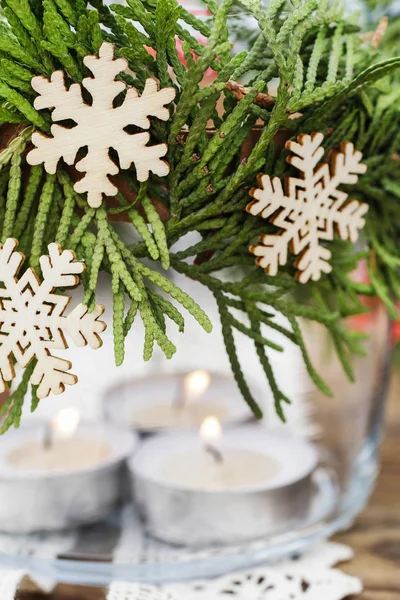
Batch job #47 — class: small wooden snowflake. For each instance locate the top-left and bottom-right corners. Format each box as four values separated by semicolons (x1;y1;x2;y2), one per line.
0;239;106;399
27;42;176;208
247;132;368;283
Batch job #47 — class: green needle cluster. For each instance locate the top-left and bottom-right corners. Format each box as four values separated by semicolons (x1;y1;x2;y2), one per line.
1;0;400;432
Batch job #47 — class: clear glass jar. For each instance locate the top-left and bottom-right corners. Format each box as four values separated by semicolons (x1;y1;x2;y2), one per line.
0;275;390;585
298;301;391;536
100;275;391;569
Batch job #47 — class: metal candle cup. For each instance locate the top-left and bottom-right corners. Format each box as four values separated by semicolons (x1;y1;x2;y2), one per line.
0;422;137;533
129;425;319;547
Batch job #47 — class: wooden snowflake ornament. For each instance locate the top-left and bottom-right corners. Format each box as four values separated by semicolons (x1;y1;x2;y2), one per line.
0;239;106;399
26;42;176;208
246;132;369;283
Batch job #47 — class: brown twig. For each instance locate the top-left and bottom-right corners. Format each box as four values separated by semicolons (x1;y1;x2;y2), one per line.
372;16;389;51
0;123;25;152
63;165;171;223
360;16;389;51
226;80;276;110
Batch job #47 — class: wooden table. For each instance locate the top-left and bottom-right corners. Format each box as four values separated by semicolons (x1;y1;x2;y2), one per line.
16;374;400;600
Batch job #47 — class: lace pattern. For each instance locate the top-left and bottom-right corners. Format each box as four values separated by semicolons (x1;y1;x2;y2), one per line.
107;542;362;600
0;569;25;600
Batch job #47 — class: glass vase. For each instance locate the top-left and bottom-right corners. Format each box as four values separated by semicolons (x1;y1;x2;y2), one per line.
102;270;391;563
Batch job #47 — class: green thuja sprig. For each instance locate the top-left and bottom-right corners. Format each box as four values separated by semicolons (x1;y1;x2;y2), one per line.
141;194;170;269
52;0;78;26
113;278;126;366
247;307;291;421
109;226;212;335
0;126;33;172
128;207;160;261
124;299;138;337
2;0;43;54
1;0;400;426
84;232;105;306
29;172;56;271
1;139;24;241
215;290;263;419
135;261;213;334
55;170;75;247
0;360;36;434
67;208;96;250
96;209;142;303
149;291;185;333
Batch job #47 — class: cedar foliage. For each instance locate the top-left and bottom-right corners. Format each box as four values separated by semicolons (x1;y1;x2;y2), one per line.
1;0;400;431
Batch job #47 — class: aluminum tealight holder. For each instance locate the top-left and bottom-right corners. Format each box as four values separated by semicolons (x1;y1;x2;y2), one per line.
129;425;319;547
0;422;137;533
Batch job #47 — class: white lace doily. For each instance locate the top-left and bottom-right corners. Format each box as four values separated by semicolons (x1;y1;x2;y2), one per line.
0;530;77;598
107;542;362;600
0;542;362;600
0;569;25;600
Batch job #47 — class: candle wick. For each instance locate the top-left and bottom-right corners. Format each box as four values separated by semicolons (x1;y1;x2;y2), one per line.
173;395;186;411
173;380;187;411
204;443;223;464
43;424;53;450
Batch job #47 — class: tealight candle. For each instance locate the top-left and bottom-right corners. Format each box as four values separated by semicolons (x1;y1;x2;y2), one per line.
103;371;253;434
130;423;319;546
162;417;279;491
0;410;137;533
8;408;113;471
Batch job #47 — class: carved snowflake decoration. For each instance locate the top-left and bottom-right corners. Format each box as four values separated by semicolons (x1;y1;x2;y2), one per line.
0;239;106;399
247;132;368;283
26;42;176;208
